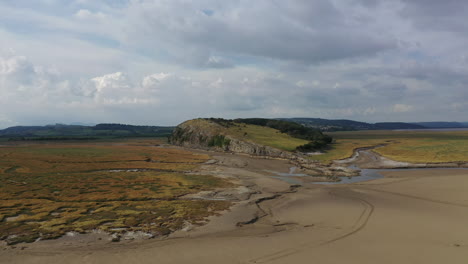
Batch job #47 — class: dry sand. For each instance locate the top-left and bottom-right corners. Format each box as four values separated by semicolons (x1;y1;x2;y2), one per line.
2;152;468;264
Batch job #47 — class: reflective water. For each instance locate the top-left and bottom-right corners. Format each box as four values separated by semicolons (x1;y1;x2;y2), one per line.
269;166;468;185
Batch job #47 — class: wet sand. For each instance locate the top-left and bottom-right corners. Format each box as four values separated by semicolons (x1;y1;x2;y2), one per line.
335;147;468;169
2;152;468;264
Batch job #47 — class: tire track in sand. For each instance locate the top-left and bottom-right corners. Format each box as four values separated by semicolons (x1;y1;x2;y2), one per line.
248;188;374;263
356;186;468;208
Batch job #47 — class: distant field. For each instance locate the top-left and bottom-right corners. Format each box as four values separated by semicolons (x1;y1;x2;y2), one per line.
227;124;309;151
0;139;231;245
313;130;468;163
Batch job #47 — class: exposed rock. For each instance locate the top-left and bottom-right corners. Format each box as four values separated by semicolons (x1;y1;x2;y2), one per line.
170;119;296;159
110;234;121;242
170;119;359;178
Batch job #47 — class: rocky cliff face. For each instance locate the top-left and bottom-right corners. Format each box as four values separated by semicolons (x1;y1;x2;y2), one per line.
225;138;295;159
170;119;358;178
170;119;295;159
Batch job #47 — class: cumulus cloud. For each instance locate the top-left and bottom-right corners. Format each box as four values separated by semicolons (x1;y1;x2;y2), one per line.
0;0;468;127
74;9;106;20
205;56;233;69
141;73;170;90
0;54;61;99
120;0;396;65
392;104;413;113
399;0;468;32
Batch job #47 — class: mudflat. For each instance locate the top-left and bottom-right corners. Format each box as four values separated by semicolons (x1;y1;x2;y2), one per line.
2;153;468;264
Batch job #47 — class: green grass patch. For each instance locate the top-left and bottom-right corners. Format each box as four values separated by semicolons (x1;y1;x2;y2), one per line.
227;124;309;151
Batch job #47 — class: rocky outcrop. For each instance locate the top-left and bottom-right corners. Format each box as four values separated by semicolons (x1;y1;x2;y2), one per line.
225;138;295;159
170;119;359;178
169;119;228;149
170;119;295;159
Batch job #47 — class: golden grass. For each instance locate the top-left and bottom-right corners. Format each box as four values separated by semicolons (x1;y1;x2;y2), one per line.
312;130;468;164
375;138;468;163
0;144;208;174
0;140;231;244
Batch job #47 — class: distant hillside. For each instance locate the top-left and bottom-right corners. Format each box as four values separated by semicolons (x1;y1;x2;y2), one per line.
373;122;424;130
0;123;174;140
170;118;332;156
411;122;468;128
279;118;451;131
280;118;373;131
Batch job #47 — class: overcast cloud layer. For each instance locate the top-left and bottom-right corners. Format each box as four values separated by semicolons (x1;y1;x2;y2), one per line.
1;0;467;128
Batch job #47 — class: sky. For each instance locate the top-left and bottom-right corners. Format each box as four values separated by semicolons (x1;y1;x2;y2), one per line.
1;0;467;128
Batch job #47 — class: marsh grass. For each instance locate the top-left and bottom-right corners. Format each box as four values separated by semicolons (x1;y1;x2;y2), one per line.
0;140;231;244
313;130;468;163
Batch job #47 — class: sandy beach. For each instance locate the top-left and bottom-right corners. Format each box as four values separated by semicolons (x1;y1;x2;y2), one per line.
2;152;468;264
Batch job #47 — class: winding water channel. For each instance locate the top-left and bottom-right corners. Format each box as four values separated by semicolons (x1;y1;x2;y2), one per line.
270;166;468;185
269;148;468;185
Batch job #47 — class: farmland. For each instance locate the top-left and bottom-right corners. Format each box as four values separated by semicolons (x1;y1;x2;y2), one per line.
313;130;468;163
0;139;231;245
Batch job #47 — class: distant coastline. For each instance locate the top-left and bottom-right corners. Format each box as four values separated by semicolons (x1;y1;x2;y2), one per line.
393;128;468;132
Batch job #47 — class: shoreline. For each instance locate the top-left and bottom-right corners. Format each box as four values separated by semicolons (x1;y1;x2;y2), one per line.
0;150;295;249
334;145;468;169
2;146;467;247
2;149;468;264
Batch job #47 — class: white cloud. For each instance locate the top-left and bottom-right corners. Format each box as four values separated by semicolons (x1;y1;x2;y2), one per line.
0;54;54;97
205;56;233;68
92;72;128;92
74;9;106;20
142;73;171;90
392;104;413;113
119;0;396;65
0;55;34;80
0;1;468;127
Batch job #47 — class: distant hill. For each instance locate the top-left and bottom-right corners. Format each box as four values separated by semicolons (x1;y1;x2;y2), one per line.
0;123;174;140
411;122;468;128
279;118;373;131
279;118;468;131
373;122;424;130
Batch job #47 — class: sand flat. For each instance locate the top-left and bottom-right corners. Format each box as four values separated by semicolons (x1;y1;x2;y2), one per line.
2;154;468;264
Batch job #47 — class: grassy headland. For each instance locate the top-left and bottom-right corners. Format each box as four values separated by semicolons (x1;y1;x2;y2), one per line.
171;118;331;153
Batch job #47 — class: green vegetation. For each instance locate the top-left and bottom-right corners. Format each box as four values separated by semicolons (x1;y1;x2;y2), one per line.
0;139;231;245
0;123;174;141
312;130;468;164
236;118;332;142
207;118;332;152
281;118;428;131
227;123;310;151
375;135;468;163
208;135;231;148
